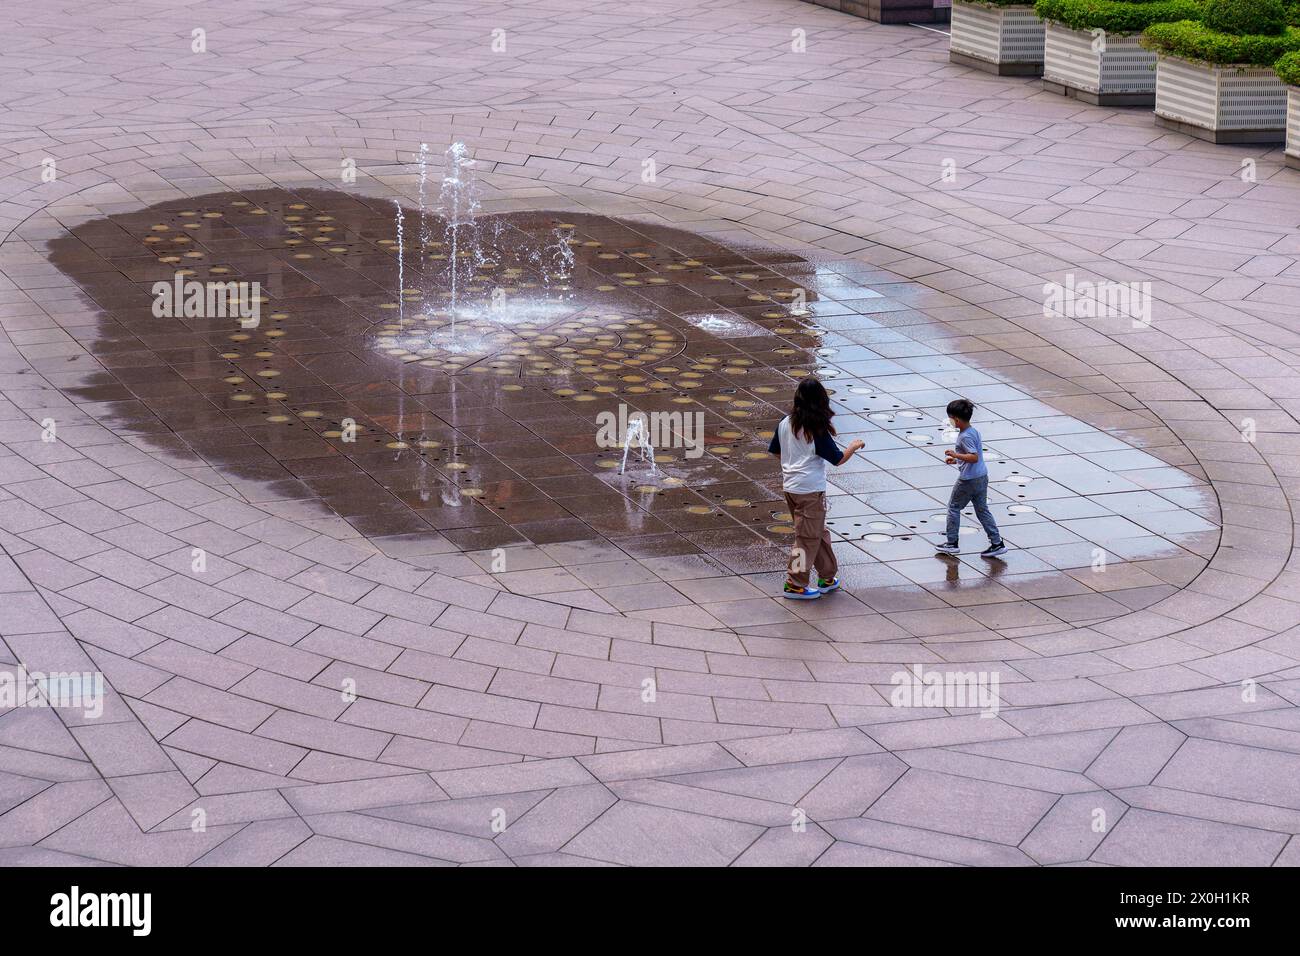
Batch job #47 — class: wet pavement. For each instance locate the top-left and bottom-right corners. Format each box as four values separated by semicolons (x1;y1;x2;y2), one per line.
44;188;1217;629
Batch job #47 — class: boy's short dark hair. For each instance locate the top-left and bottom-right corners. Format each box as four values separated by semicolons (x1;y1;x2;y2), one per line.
946;398;975;422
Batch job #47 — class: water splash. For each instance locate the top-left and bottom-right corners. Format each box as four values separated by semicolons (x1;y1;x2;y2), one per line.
480;214;507;270
551;224;576;286
388;141;587;358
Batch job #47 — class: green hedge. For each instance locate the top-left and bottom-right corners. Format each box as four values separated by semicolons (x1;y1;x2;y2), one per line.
1141;20;1300;64
958;0;1040;6
1277;49;1300;82
1203;0;1285;35
1035;0;1202;36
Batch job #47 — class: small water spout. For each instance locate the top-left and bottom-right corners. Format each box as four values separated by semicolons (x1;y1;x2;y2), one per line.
416;437;432;501
619;416;658;476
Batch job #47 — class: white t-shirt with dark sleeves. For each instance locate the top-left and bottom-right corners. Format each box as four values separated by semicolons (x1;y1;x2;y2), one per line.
768;416;844;494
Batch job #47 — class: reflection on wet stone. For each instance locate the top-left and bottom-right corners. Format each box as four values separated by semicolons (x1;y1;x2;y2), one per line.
46;186;1219;619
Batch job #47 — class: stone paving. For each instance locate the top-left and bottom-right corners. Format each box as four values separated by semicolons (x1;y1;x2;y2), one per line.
0;0;1299;867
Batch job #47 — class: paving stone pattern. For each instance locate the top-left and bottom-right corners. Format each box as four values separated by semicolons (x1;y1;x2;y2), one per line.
0;0;1297;866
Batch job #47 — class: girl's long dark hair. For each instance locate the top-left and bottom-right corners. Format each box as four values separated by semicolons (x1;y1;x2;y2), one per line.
789;376;835;441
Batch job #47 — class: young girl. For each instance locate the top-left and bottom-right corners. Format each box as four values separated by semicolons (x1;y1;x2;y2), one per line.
768;377;864;599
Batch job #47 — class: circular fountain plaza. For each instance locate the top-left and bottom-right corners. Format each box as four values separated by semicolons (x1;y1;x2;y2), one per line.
1;0;1298;868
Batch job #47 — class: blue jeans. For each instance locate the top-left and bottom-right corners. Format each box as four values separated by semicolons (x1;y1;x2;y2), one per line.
946;475;1001;546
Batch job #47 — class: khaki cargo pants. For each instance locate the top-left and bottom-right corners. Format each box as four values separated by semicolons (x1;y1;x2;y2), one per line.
784;490;838;589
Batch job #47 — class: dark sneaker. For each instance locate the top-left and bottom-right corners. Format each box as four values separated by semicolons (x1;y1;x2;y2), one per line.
817;576;840;594
982;541;1007;558
783;583;821;601
935;542;960;555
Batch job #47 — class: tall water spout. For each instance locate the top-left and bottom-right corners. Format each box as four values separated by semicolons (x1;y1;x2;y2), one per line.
415;142;430;266
393;198;405;324
438;142;481;334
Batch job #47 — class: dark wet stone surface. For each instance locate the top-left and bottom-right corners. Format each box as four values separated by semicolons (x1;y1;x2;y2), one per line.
46;189;839;557
44;187;1217;608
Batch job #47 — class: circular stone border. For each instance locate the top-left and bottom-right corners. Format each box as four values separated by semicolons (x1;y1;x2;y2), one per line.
0;146;1290;693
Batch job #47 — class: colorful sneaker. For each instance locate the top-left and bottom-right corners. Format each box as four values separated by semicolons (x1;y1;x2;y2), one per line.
935;542;960;555
817;576;840;594
783;583;821;600
981;541;1008;558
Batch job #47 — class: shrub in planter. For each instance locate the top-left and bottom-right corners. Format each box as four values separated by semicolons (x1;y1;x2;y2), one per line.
1141;0;1300;142
1036;0;1202;104
1277;49;1300;85
1203;0;1285;33
1036;0;1201;35
1142;22;1300;66
1277;50;1300;165
1142;0;1300;67
950;0;1048;76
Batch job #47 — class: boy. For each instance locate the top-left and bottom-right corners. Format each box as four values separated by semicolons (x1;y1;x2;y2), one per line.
936;398;1007;558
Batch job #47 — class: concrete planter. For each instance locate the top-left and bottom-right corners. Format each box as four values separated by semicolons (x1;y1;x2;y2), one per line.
796;0;951;25
949;2;1044;76
1154;55;1286;144
1288;87;1300;169
1041;22;1156;106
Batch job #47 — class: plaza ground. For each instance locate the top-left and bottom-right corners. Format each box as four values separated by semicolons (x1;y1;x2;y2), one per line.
0;0;1298;866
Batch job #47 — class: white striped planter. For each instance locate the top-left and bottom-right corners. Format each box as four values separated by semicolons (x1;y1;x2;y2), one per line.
949;2;1044;76
1287;88;1300;168
1041;22;1156;106
1154;55;1286;144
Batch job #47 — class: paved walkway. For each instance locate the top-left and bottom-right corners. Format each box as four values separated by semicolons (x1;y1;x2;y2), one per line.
0;0;1298;866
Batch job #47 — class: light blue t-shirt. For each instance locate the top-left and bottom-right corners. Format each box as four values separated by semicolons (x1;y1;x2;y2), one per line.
956;426;987;480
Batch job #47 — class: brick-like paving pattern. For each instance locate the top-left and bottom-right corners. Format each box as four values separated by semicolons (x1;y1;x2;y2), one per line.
0;0;1298;866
